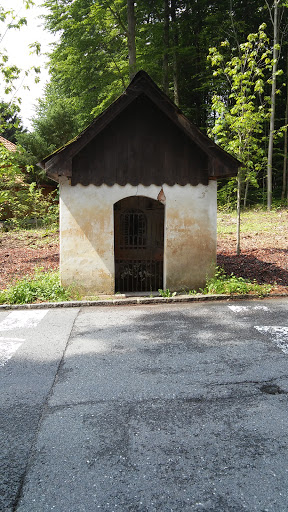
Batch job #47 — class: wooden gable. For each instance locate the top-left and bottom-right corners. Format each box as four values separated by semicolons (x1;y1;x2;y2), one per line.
41;71;240;185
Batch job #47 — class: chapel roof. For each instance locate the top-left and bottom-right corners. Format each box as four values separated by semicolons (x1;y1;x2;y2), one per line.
41;70;241;185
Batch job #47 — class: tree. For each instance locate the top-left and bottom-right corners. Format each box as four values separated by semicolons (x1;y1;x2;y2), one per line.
265;0;285;210
0;137;53;224
0;1;40;115
0;2;56;225
17;84;82;171
208;25;272;254
42;0;129;124
282;49;288;200
36;0;288;211
0;101;26;142
127;0;136;79
170;0;179;105
0;4;27;98
0;2;40;174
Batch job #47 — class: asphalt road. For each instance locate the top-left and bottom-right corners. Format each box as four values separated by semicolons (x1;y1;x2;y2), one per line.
1;299;288;511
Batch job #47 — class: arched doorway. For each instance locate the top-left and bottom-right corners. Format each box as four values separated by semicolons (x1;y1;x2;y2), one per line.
114;196;164;292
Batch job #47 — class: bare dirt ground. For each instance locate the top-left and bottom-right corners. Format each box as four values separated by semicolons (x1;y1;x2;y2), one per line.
0;209;287;293
0;230;59;290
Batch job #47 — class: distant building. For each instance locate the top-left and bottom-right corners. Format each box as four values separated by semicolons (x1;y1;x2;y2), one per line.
0;135;17;153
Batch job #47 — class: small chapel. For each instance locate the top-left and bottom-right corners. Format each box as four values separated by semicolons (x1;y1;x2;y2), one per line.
41;71;240;294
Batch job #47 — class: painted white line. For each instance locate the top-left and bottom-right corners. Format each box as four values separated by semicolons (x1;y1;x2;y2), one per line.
228;305;269;313
255;326;288;354
0;337;26;341
0;310;48;332
0;338;24;366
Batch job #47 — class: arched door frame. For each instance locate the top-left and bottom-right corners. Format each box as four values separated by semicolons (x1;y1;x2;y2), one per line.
114;196;165;293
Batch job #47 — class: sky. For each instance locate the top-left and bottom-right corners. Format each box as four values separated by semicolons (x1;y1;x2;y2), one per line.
0;0;57;131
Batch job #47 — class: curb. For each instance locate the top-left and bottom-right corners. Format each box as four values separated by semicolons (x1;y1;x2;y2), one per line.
0;293;287;310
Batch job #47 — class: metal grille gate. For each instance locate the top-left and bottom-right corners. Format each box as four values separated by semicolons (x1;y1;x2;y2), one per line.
114;197;164;292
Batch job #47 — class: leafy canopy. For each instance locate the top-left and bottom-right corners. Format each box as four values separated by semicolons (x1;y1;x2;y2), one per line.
208;24;273;194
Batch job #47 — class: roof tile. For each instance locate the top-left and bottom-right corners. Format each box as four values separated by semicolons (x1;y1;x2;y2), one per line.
0;136;17;152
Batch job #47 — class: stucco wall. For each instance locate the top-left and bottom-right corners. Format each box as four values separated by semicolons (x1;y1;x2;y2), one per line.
164;183;217;291
59;178;217;294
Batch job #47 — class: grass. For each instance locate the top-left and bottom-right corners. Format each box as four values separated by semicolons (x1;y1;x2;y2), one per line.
0;269;79;305
0;226;59;249
0;267;272;305
217;207;288;237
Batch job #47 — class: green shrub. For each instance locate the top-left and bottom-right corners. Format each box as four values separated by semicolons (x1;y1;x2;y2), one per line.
0;270;78;305
198;267;271;297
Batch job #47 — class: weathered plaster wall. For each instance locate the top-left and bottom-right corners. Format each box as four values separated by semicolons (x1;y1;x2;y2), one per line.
59;178;217;294
164;182;217;291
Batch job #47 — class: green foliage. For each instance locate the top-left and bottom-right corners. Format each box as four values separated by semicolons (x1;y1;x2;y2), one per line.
0;2;40;102
30;86;82;154
0;141;58;224
41;0;265;132
217;178;238;209
0;102;26;142
158;288;177;297
0;144;27;218
42;0;129;126
199;267;271;296
0;1;49;216
2;0;286;210
16;87;82;175
208;24;272;200
0;269;78;305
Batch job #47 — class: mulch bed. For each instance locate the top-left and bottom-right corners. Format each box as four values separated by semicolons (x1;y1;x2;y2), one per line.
0;231;59;290
0;230;287;294
0;247;59;290
217;238;288;294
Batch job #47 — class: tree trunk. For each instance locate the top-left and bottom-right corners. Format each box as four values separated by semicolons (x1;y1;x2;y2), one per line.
282;50;288;201
171;0;179;106
243;179;249;209
236;170;242;256
267;0;279;211
127;0;136;81
162;0;170;95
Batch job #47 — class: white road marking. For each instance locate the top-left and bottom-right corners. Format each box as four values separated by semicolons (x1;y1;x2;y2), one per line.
255;326;288;354
0;338;25;366
0;310;48;332
228;305;269;313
